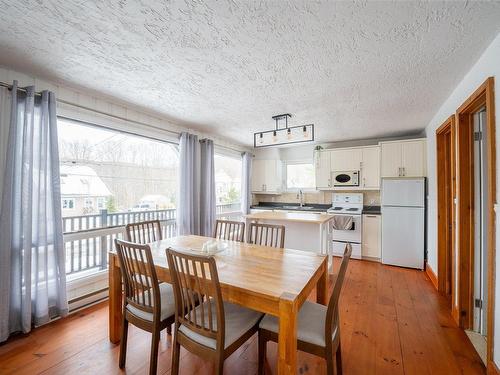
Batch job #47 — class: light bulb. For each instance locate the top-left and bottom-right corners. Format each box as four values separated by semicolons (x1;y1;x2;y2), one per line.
287;128;292;140
259;133;264;144
272;131;278;143
303;126;308;138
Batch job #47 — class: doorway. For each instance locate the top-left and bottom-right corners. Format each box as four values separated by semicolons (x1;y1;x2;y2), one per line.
436;116;455;308
455;77;496;368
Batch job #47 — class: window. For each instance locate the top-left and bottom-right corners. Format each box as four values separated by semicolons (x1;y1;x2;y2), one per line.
62;198;75;209
214;154;242;209
58;118;179;219
286;162;315;190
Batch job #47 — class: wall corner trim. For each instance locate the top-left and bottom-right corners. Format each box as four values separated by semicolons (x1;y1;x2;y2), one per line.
425;261;438;291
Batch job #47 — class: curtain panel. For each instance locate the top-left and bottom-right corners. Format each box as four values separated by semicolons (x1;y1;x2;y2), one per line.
241;152;252;215
176;133;216;236
0;82;68;342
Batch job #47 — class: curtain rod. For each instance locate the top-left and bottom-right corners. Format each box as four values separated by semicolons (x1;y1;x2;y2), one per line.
0;80;246;154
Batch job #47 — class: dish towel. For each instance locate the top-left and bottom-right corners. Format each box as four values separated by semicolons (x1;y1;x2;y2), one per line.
331;215;354;230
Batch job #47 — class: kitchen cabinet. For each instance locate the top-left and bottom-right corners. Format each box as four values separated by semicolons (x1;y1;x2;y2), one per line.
380;139;426;177
330;148;362;171
315;150;332;188
360;146;380;189
362;214;381;259
251;159;283;194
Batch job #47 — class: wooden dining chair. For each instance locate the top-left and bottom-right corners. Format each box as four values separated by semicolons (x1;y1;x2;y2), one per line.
114;239;176;375
247;222;285;248
125;219;162;244
213;219;245;242
166;247;263;375
258;243;352;375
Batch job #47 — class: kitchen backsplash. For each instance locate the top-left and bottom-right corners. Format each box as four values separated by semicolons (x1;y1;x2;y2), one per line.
253;190;381;206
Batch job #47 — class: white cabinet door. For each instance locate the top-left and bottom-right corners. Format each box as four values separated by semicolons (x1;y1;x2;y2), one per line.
361;147;380;189
315;151;331;189
380;142;402;177
251;159;266;192
401;140;426;177
330;149;362;171
362;214;381;259
264;160;282;192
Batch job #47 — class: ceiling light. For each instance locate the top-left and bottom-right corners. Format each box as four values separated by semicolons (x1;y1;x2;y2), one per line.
253;114;314;148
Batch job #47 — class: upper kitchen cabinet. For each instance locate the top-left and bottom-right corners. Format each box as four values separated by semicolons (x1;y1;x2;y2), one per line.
315;150;332;189
360;146;380;189
330;148;362;171
380;139;427;178
251;159;283;194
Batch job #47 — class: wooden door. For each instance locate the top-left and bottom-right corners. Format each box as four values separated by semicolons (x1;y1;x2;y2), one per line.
361;146;380;189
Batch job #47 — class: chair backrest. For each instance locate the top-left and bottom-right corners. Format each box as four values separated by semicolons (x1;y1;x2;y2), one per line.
115;239;161;319
213;219;245;242
247;222;285;248
125;220;162;244
325;243;352;345
166;248;225;348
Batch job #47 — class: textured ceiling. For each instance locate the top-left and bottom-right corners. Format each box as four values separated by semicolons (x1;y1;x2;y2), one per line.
1;1;500;147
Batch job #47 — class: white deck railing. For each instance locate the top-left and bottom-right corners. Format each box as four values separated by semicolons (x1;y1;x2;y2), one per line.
63;203;241;276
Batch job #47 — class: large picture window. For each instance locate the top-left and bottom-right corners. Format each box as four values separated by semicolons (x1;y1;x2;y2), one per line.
214;153;242;216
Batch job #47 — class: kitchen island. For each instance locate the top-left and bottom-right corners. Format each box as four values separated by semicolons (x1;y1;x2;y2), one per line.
244;211;334;270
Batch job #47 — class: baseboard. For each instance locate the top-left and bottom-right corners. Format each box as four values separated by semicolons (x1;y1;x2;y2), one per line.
488;360;500;374
425;261;438;290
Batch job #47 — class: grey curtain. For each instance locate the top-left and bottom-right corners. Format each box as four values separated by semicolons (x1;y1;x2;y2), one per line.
0;81;68;342
199;139;216;236
241;152;252;215
176;132;216;236
177;132;200;235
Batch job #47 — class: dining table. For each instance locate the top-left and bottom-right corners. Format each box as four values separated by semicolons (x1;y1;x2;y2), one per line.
108;235;329;375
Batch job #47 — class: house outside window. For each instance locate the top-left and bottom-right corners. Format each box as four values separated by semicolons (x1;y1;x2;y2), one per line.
62;198;75;209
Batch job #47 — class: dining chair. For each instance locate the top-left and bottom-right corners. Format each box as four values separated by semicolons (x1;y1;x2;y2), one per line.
247;222;285;248
166;247;263;375
125;219;162;244
213;219;245;242
258;243;352;375
114;239;176;375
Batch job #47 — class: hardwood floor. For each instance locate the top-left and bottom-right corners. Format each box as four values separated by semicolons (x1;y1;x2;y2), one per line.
0;259;485;374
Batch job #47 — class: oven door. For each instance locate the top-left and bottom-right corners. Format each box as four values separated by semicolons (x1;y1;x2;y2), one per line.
333;171;359;186
330;214;362;243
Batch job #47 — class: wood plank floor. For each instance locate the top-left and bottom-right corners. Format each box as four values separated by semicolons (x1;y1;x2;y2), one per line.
0;259;485;374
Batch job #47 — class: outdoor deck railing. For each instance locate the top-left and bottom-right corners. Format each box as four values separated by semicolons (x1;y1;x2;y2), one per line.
63;203;241;277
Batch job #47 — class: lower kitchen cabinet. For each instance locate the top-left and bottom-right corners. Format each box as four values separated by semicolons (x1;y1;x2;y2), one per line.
362;214;381;259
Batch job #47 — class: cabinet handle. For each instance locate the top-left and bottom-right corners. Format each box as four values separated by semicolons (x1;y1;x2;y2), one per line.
363;177;366;187
403;167;406;176
366;215;377;218
398;167;402;177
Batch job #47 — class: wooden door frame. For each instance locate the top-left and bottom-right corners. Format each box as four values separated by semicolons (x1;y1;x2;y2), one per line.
455;77;496;368
436;116;456;305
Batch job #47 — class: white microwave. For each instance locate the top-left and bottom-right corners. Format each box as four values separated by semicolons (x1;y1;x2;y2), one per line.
332;171;359;187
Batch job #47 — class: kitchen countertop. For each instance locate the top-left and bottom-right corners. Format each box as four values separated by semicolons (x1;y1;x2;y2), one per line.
245;210;334;224
363;205;381;215
250;202;331;212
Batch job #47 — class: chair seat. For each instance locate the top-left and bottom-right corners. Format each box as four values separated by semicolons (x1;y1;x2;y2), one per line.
179;300;263;350
259;300;338;347
126;283;175;322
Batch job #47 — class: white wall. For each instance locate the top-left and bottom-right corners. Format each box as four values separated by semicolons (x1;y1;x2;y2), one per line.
424;32;500;364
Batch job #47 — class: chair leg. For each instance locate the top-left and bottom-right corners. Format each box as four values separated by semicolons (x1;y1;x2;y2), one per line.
216;354;224;375
119;318;128;368
171;337;181;375
258;332;267;375
166;324;172;335
149;329;160;375
335;342;343;375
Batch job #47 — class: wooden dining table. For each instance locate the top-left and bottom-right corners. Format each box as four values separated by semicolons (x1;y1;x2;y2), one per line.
108;235;329;375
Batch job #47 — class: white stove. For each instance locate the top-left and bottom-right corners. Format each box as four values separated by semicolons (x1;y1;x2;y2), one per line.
328;193;363;259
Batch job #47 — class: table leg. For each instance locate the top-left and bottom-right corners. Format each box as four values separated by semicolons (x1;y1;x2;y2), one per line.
317;260;328;305
109;254;122;344
278;293;298;375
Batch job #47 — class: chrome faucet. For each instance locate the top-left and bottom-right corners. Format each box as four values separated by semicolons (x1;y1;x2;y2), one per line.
297;189;304;207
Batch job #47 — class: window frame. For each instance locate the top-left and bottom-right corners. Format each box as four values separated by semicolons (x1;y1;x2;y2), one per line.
284;160;317;192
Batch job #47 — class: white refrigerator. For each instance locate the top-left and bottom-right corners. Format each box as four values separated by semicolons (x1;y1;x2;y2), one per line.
381;178;425;269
